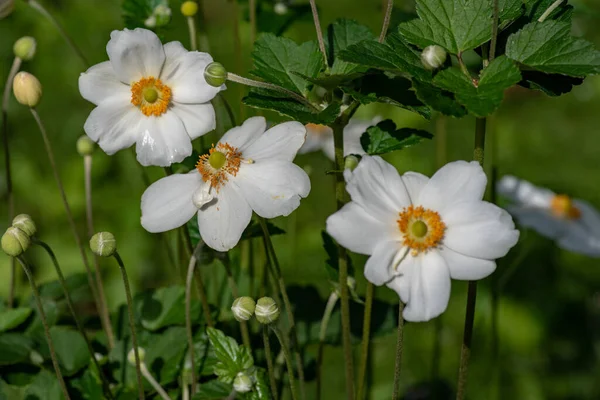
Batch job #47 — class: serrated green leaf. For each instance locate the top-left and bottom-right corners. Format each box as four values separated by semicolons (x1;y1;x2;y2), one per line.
0;308;31;332
206;328;253;383
325;19;376;75
519;70;583;96
250;368;271;399
50;326;90;376
192;380;232;399
433;56;521;117
360;119;433;155
412;79;468;117
505;21;600;77
524;0;573;22
145;326;188;385
499;0;524;27
137;286;202;331
0;334;33;365
398;0;493;54
193;332;219;376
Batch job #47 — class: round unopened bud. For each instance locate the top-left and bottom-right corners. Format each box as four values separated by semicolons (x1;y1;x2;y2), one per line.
127;347;146;366
421;45;447;71
204;62;227;87
233;372;253;393
274;2;288;15
344;155;359;171
89;232;116;257
29;350;44;365
255;297;280;324
232;296;256;321
2;227;30;257
12;214;36;237
13;37;37;61
76;135;96;156
0;0;14;20
181;1;198;17
144;15;157;28
12;72;42;107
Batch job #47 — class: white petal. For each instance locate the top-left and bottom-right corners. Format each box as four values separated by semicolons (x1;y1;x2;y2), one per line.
508;206;566;239
197;184;252;252
244;121;306;162
574;199;600;237
364;240;404;285
496;175;553;208
170;102;215;140
386;254;418;304
345;156;411;221
299;124;333;155
83;96;140;155
161;41;223;104
444;201;520;260
135;111;193;167
326;202;393;255
343;119;374;156
402;251;451;322
402;172;429;204
438;246;496;280
233;160;310;218
107;28;165;83
219;117;266;151
418;161;486;212
79;61;129;106
321;136;336;161
141;172;201;232
557;224;600;257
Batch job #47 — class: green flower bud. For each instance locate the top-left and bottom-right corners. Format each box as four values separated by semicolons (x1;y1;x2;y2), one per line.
89;232;116;257
2;227;30;257
29;350;44;365
421;45;447;71
344;155;359;171
12;72;42;107
274;2;288;15
144;15;157;28
204;62;227;87
231;296;256;321
153;4;172;26
13;37;37;61
12;214;36;237
94;352;108;365
255;297;280;324
233;372;253;393
0;0;14;20
181;1;198;17
76;135;96;156
127;347;146;366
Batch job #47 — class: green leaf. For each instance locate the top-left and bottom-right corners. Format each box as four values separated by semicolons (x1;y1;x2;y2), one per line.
172;150;200;174
206;328;253;383
499;0;524;27
519;71;583;96
249;368;271;400
398;0;493;54
241;220;285;241
433;56;521;117
23;370;64;400
325;19;375;75
50;326;90;376
256;4;312;36
412;79;468;118
193;332;219;376
0;334;33;365
360;119;433;155
145;326;188;385
524;0;573;22
251;34;323;95
0;308;31;332
72;369;104;400
505;21;600;77
122;0;171;31
192;380;232;399
137;286;202;331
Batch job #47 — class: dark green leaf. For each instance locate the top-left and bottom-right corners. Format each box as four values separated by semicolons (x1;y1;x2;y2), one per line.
137;286;201;331
0;308;31;332
25;299;59;343
192;380;232;399
360;119;433;155
0;334;33;365
412;79;468;118
146;326;188;385
50;326;90;376
23;370;63;400
519;70;583;96
241;220;285;241
325;19;375;75
206;328;253;383
72;369;104;400
524;0;573;22
499;0;524;27
256;4;312;36
193;332;219;376
250;368;271;400
0;380;26;400
39;273;93;306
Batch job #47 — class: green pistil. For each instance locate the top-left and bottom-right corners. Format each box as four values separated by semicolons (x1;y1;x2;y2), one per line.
411;220;428;238
143;87;158;103
208;151;227;169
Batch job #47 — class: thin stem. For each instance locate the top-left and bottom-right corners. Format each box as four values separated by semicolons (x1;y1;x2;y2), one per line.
249;0;257;46
489;0;500;62
113;252;145;400
538;0;564;22
33;239;114;399
140;363;172;400
457;53;470;78
2;56;21;308
187;16;198;51
16;257;71;400
379;0;394;43
220;255;252;350
183;383;190;400
26;0;89;68
392;302;405;400
316;291;339;400
356;283;374;400
84;154;115;349
271;325;298;400
308;0;328;69
263;326;279;400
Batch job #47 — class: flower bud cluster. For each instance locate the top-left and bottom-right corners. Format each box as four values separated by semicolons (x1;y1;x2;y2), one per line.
231;296;280;325
1;214;37;257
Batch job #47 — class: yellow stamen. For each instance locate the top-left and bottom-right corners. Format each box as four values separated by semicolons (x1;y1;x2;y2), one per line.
131;77;171;116
196;143;242;191
550;194;581;220
398;205;446;255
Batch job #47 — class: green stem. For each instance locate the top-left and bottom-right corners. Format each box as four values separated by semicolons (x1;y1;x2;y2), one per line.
185;245;199;395
186;16;198;51
220;254;252;350
308;0;328;70
271;325;298;400
113;252;145;400
489;0;500;62
316;291;339;400
538;0;564;22
379;0;394;43
263;326;279;400
392;302;405;400
356;283;374;400
17;256;71;400
140;363;172;400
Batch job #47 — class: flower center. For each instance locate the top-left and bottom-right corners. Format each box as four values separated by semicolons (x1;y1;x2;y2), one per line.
196;143;242;191
398;205;446;255
208;151;227;170
550;194;581;220
130;77;171;116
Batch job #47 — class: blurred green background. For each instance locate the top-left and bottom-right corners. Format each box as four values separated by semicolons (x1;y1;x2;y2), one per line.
2;0;600;399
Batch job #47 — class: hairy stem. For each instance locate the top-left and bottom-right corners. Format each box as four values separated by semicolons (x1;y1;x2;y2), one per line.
185;246;199;395
221;254;252;350
538;0;564;22
316;291;339;400
489;0;500;62
271;325;298;400
308;0;328;70
187;16;198;51
392;302;405;400
141;363;172;400
263;326;279;400
379;0;394;43
356;283;374;400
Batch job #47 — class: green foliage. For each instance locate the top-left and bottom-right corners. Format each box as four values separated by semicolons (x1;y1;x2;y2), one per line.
256;3;312;36
0;334;33;366
122;0;171;31
360;119;433;155
137;285;201;330
0;308;31;332
325;19;375;75
192;380;232;399
50;327;90;376
412;79;468;117
206;327;253;383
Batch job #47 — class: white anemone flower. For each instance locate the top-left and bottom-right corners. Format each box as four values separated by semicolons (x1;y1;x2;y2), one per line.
140;117;311;251
299;117;381;160
497;175;600;257
326;156;519;322
79;28;223;167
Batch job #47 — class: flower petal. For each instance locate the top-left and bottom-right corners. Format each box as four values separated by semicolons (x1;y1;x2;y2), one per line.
418;161;486;212
574;199;600;237
107;28;165;84
135;111;193;167
343;118;379;156
299;124;333;156
438;245;496;280
197;184;252;252
161;41;223;103
402;172;429;204
557;224;600;257
443;201;520;260
386;254;418;304
141;172;201;232
233;160;310;218
364;240;405;285
508;206;566;239
497;175;554;208
79;61;129;106
170;102;215;140
219;117;266;150
244;121;306;162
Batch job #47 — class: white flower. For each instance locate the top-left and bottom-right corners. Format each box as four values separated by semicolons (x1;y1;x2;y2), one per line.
326;156;519;322
79;28;223;167
497;175;600;257
140;117;311;251
299;117;381;161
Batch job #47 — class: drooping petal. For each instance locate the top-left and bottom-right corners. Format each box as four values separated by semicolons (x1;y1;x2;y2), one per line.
161;41;223;104
438;245;496;280
78;61;129;106
386;254;418;304
233;160;310;218
508;206;566;239
244;121;306;162
345;156;412;221
443;201;520;260
496;175;554;208
364;240;405;285
402;172;429;204
135;111;193;167
219;117;266;150
402;251;451;322
141;172;201;232
107;28;165;84
197;184;252;252
170;102;215;140
418;161;487;213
